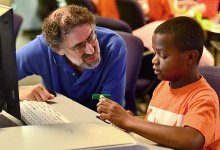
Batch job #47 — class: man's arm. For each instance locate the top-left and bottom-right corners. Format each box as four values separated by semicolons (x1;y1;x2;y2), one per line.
16;35;49;80
17;35;55;101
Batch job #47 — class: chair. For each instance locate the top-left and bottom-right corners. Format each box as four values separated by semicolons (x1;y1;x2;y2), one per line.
13;13;23;40
210;40;220;65
65;0;97;14
37;0;59;20
117;31;144;114
199;66;220;108
96;16;132;33
115;0;146;30
136;54;160;100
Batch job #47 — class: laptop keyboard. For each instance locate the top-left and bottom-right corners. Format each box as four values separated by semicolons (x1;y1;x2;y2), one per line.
20;101;70;125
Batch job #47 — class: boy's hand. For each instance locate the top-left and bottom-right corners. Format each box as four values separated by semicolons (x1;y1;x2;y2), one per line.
97;98;134;130
126;110;134;116
19;84;55;101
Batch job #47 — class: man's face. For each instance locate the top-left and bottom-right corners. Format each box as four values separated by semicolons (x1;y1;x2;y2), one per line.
59;24;101;69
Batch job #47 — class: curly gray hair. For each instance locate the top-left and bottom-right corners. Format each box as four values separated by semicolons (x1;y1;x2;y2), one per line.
42;5;95;51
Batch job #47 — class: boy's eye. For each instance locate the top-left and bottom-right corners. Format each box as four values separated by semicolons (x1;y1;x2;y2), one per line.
161;55;167;59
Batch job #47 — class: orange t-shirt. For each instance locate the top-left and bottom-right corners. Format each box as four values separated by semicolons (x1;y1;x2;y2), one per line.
96;0;119;20
148;0;174;21
145;76;220;149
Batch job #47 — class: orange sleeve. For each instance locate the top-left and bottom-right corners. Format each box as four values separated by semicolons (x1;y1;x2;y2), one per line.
183;93;219;147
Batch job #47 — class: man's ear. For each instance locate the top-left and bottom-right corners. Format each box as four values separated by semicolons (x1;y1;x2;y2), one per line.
56;49;65;55
55;42;66;55
186;50;199;65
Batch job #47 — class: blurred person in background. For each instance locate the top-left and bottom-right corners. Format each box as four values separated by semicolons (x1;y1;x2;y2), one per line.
147;0;205;21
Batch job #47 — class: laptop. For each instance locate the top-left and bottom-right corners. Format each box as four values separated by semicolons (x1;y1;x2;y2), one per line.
0;122;142;150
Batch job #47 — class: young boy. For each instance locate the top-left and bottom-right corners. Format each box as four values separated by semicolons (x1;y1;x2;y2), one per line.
97;16;220;150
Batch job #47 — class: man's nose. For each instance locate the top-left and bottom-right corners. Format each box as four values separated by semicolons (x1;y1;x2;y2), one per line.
84;43;95;54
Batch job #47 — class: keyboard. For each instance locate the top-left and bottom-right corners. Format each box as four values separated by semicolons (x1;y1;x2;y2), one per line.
20;101;70;125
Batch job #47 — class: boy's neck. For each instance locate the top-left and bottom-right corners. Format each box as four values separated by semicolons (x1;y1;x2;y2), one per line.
169;72;200;89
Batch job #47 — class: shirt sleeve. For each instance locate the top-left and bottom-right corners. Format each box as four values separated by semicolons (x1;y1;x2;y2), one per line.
183;93;219;147
16;35;48;80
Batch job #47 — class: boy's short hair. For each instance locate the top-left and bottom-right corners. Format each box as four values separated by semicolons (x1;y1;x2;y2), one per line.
154;16;205;62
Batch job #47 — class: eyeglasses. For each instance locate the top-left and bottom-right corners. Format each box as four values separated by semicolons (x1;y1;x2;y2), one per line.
67;29;97;53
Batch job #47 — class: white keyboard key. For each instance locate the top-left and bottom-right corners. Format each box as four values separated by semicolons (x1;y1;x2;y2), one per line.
20;101;70;125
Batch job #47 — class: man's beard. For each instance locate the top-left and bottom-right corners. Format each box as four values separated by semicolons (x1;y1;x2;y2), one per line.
67;47;101;69
81;53;101;69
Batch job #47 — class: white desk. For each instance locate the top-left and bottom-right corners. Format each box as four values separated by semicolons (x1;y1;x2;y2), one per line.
0;94;172;150
48;94;101;123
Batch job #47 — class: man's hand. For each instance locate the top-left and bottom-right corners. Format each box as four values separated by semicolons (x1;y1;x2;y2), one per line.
19;84;55;101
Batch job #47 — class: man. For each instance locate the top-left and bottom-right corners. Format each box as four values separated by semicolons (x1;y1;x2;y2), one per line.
17;5;127;111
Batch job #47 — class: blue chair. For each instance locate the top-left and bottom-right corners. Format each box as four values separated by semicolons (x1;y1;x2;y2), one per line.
37;0;59;20
96;16;132;33
117;31;144;114
65;0;97;14
116;0;147;30
199;66;220;108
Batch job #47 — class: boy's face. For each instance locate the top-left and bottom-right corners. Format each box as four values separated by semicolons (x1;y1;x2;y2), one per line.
152;33;189;82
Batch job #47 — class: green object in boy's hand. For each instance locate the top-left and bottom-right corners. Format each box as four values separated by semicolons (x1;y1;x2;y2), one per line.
92;94;111;101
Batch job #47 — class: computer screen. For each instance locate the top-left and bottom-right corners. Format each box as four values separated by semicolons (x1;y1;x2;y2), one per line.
0;5;20;119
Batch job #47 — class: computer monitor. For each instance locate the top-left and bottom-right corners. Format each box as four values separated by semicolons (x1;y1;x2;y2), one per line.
0;5;20;119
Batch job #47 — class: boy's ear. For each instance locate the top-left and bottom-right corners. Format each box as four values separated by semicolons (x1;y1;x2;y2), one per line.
186;50;199;65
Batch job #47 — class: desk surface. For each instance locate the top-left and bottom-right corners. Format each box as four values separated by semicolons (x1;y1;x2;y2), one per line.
0;94;172;150
48;94;101;123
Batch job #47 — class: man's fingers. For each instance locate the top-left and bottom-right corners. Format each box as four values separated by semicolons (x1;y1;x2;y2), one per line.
39;88;52;101
34;84;52;101
34;92;43;101
27;94;36;101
